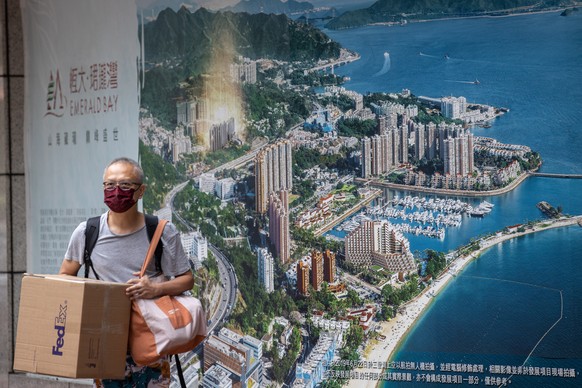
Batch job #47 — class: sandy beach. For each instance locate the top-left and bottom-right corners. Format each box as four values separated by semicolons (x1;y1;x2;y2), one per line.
345;215;582;388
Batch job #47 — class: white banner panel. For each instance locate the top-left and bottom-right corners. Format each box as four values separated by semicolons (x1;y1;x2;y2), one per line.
22;0;140;273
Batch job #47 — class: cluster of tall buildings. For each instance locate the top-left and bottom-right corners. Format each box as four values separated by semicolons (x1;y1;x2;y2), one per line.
412;122;474;176
175;88;238;152
209;117;236;152
361;118;409;178
229;56;257;84
297;250;336;296
345;221;416;274
203;327;263;388
362;116;476;179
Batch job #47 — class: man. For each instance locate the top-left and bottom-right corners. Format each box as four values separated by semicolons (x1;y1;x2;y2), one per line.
59;157;193;387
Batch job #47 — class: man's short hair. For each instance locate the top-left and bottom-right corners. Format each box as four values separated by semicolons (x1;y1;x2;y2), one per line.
105;157;145;183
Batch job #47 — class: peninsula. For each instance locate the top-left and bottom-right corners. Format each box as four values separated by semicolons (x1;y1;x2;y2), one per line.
344;215;582;388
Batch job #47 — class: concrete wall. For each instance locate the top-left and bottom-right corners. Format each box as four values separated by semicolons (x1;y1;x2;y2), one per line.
1;1;87;386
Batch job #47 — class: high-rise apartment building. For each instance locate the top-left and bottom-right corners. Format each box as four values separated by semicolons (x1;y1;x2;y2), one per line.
268;190;290;264
323;250;336;284
255;140;293;213
345;221;416;273
297;261;310;296
361;137;372;178
426;122;438;160
257;248;275;293
399;126;409;164
414;122;425;160
311;250;323;291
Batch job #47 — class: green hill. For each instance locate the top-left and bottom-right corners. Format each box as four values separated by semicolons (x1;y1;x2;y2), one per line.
143;6;341;74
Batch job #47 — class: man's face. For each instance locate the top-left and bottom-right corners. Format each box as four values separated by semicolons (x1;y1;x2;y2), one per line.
103;162;145;203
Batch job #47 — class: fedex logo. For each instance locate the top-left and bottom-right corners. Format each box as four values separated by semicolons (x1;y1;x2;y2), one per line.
51;302;67;356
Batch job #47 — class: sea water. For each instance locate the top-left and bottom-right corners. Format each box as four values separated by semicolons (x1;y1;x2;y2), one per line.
323;11;582;387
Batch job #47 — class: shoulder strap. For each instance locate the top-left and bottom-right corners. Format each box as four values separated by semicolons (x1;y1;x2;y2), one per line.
84;216;101;279
174;354;187;388
144;214;164;273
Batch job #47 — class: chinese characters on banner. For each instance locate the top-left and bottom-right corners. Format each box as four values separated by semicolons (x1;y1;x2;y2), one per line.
21;0;140;273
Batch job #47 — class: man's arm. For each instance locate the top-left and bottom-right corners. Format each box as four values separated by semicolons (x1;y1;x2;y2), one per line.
59;259;81;276
126;270;194;300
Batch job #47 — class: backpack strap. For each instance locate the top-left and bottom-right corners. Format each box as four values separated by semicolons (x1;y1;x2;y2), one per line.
84;216;101;279
144;214;164;274
174;354;187;388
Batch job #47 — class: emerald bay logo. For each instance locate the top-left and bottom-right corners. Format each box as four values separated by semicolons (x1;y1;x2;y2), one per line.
45;69;67;118
43;61;120;120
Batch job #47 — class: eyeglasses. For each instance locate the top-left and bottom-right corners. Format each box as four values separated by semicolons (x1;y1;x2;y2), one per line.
103;181;142;191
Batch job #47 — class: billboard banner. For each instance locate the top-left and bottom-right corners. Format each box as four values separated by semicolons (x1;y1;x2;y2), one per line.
21;0;139;273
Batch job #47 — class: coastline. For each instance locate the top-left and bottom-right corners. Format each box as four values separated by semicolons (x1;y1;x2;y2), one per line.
368;8;569;28
359;170;531;198
345;214;582;388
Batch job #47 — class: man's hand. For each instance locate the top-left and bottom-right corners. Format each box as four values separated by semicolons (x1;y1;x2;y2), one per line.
126;274;159;300
126;270;194;300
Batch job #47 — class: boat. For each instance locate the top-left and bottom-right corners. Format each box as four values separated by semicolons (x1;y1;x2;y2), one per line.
473;79;480;85
481;201;494;209
469;209;486;217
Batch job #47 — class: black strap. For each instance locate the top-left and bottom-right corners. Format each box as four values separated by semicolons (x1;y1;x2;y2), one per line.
84;216;101;279
144;214;163;273
83;214;164;279
174;354;187;388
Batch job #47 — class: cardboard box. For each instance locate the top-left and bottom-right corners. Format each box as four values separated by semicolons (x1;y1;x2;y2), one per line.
14;274;131;379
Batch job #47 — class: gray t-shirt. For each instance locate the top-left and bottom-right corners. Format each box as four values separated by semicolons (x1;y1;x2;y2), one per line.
64;213;190;283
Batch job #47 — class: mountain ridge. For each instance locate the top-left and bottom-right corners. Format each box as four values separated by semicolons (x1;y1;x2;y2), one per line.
143;6;341;72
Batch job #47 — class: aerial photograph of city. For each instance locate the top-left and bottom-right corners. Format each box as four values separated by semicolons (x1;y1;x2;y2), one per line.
133;0;582;386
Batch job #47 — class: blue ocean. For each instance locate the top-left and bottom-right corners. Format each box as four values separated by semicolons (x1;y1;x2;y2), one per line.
323;11;582;387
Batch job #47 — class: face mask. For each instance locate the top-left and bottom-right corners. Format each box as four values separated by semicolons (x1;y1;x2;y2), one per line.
104;187;138;213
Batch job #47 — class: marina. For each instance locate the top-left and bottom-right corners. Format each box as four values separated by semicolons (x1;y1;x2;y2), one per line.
333;196;494;240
